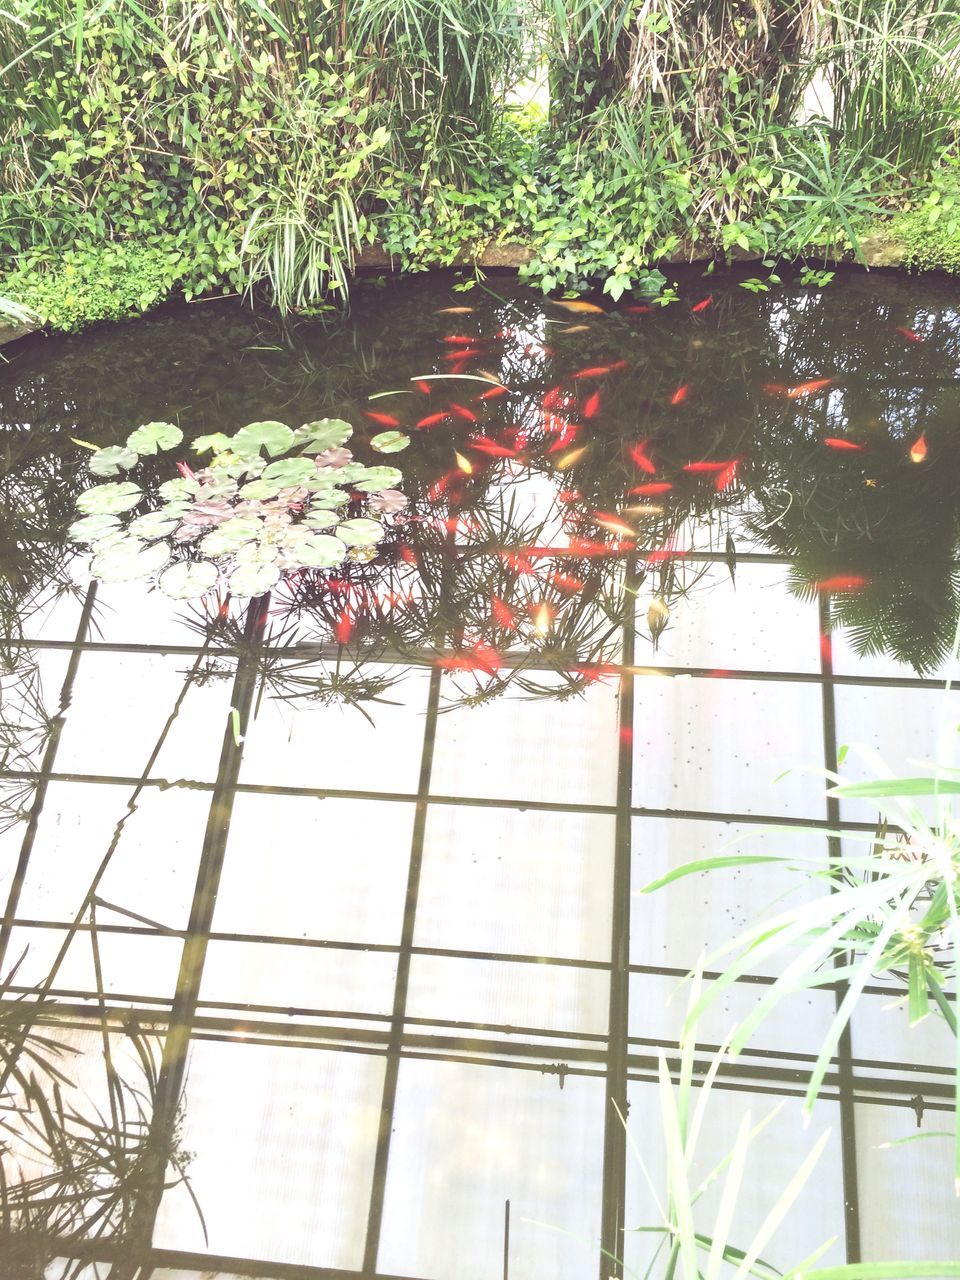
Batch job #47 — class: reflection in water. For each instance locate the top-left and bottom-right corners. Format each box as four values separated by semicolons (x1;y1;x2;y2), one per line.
1;270;959;1275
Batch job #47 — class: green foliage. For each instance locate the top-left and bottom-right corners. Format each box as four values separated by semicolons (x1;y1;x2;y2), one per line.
893;158;960;276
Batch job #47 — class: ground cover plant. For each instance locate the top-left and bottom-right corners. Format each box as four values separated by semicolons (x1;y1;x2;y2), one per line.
1;1;960;329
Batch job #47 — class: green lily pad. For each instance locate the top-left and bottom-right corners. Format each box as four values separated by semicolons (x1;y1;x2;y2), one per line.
229;560;281;597
261;456;317;486
370;431;410;453
296;418;353;450
304;469;340;491
351;465;403;493
91;540;169;583
68;514;121;544
302;507;339;529
235;540;279;566
159;560;220;600
127;511;179;539
334;463;366;482
295;533;349;568
159;477;200;502
191;432;231;454
90;529;139;552
239;477;287;500
213;452;266;479
199;516;262;557
309;490;351;510
335;517;384;547
126;421;183;454
76;481;143;515
231;420;294;458
89;445;139;477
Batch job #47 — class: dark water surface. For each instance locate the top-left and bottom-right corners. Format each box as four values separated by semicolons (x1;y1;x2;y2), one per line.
2;270;959;1277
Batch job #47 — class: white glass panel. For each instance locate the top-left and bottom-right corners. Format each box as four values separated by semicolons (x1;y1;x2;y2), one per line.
7;924;183;1003
852;989;955;1073
406;953;609;1037
153;1040;385;1268
632;676;826;818
856;1099;960;1258
238;665;430;793
622;1081;845;1275
214;794;415;944
430;675;620;806
641;562;820;674
415;806;615;961
832;621;960;680
54;651;234;783
377;1059;604;1280
87;580;219;646
19;578;86;641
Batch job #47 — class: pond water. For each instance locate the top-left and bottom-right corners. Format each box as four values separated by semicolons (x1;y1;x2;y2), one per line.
2;270;960;1278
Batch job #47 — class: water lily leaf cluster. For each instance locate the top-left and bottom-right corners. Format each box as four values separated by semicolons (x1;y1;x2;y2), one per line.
68;419;406;599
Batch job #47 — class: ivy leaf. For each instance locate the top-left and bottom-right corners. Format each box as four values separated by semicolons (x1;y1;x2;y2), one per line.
126;421;183;454
68;514;121;544
159;560;220;600
295;533;349;567
296;418;353;450
192;432;232;454
76;481;143;515
91;540;169;583
228;561;280;597
336;517;384;547
89;445;139;477
351;465;403;493
370;431;410;453
231;420;294;458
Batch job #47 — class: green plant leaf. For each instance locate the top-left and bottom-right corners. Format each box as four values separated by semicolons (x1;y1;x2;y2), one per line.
76;481;143;515
89;445;139;476
829;778;960;798
159;560;220;600
228;560;280;597
91;540;169;583
68;514;121;544
294;533;349;567
126;421;183;454
261;456;318;486
351;465;403;493
199;516;263;557
191;432;232;454
296;417;353;450
159;477;200;502
231;420;294;458
335;517;384;547
127;512;179;539
370;431;410;453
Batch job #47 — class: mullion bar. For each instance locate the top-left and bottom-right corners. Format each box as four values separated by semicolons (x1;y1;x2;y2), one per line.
0;580;97;971
818;596;862;1262
599;557;636;1278
361;667;443;1275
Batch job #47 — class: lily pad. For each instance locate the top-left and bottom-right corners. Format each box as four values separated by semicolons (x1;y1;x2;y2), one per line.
370;431;410;453
235;540;279;566
296;418;353;450
199;516;263;557
213;452;266;479
128;511;179;539
68;514;121;544
89;445;139;477
295;534;349;568
335;517;384;548
302;507;339;529
239;476;287;500
159;560;220;600
228;560;281;597
334;463;367;482
231;420;294;458
91;540;169;583
126;421;183;454
191;432;232;454
159;477;200;502
76;481;143;515
261;456;317;486
351;465;403;493
309;490;351;510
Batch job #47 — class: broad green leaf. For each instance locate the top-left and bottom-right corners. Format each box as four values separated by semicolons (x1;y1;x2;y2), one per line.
89;445;138;476
336;517;383;547
192;432;231;454
126;421;183;454
91;540;169;583
309;490;351;510
303;507;339;529
785;1266;960;1279
370;431;410;453
240;476;287;500
261;456;317;486
228;560;280;596
296;417;353;450
231;420;293;457
304;470;342;492
68;514;121;544
351;465;403;493
295;533;348;567
127;511;179;539
199;516;262;557
159;476;200;501
643;855;787;893
829;778;960;798
235;540;279;566
76;481;143;515
335;463;366;482
159;560;220;600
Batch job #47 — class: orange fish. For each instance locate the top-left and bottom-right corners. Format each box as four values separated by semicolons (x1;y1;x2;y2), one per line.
443;349;483;363
557;489;580;503
455;451;473;474
789;378;834;399
896;326;923;343
556;446;589;470
715;460;739;491
582;390;602;419
501;552;538;576
491;596;517;630
436;306;474;314
417;412;453;429
468;436;516;458
629;441;656;475
335;612;353;644
548;423;579;453
812;575;869;593
552;300;605;314
572;360;627;380
669;384;689;406
593;512;634;537
824;438;865;451
364;410;401;427
691;295;713;313
443;335;481;346
450;402;477;423
474;385;508;402
630;482;673;495
625;304;652;314
436;642;501;675
909;433;928;463
682;460;727;473
415;379;432;394
551;571;585;591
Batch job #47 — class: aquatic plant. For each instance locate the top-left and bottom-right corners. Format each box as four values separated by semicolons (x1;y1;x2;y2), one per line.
68;419;407;600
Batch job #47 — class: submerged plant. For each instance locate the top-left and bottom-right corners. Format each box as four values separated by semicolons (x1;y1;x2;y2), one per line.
67;419;406;600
